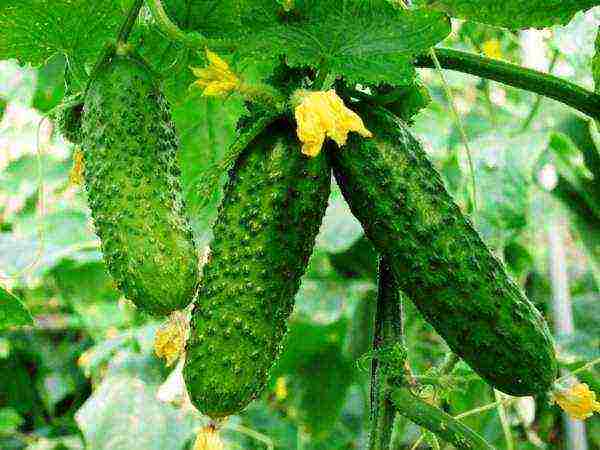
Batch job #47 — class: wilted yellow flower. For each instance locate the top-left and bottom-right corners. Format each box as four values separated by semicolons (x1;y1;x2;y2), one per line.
553;382;600;420
482;39;502;60
294;90;372;157
78;349;92;368
154;311;189;367
193;425;224;450
190;49;240;97
275;377;288;400
69;148;85;186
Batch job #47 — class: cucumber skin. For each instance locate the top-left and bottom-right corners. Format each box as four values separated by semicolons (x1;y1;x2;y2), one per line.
328;105;557;396
81;55;198;316
184;120;331;418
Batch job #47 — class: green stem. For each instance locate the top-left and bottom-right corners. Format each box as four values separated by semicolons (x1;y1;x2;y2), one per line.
414;48;600;121
369;257;403;450
390;388;494;450
146;0;200;46
518;49;561;133
145;0;234;51
117;0;144;44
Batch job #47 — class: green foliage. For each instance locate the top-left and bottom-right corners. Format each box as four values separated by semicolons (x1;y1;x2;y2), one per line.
76;376;196;450
32;54;65;113
0;0;128;66
273;319;356;441
1;2;599;449
234;0;451;85
427;0;600;29
0;287;33;329
162;0;242;35
541;131;600;285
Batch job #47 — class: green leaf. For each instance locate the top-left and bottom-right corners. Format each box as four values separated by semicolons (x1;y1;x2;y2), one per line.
32;54;65;113
0;286;33;329
427;0;600;29
0;407;24;434
76;376;196;450
0;0;127;66
237;0;451;85
316;184;364;253
273;320;355;440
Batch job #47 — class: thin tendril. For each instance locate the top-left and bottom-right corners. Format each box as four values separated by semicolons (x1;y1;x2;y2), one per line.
225;423;274;450
429;49;479;216
0;116;46;280
397;0;478;216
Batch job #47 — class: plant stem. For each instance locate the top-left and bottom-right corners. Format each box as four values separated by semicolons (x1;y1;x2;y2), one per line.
414;48;600;121
369;256;403;450
146;0;200;46
518;49;561;133
390;388;494;450
117;0;144;44
145;0;234;51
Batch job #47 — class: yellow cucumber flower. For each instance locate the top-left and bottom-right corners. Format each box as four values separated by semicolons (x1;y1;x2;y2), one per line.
553;382;600;420
482;39;502;60
275;376;288;401
190;49;240;97
193;425;224;450
154;311;189;367
294;90;372;157
69;148;85;186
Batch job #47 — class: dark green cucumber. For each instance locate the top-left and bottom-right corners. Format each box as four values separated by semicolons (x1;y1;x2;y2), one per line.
57;99;84;144
328;104;557;396
81;53;198;316
184;119;331;418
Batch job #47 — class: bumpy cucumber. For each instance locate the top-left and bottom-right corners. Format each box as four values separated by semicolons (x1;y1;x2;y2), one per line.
184;119;331;418
328;104;557;396
81;53;198;316
57;99;84;144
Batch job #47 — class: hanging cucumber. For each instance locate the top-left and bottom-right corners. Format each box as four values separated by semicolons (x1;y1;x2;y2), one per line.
328;104;557;396
81;51;198;316
184;119;331;418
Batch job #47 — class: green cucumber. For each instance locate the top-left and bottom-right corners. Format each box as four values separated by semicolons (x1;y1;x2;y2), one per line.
184;119;331;418
57;98;84;144
81;53;198;316
328;104;557;396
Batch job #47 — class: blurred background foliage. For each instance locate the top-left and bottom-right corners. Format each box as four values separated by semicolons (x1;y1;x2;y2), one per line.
1;5;599;450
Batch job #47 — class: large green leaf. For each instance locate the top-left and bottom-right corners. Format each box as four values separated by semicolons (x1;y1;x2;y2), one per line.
0;0;128;66
76;376;196;450
236;0;451;85
427;0;600;29
0;286;33;329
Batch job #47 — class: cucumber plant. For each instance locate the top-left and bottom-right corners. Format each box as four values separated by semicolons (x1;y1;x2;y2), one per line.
4;0;600;448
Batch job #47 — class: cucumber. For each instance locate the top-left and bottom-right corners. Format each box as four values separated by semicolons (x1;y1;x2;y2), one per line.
57;99;84;144
328;104;557;396
184;119;331;418
81;53;198;316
